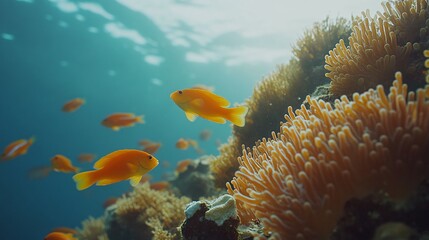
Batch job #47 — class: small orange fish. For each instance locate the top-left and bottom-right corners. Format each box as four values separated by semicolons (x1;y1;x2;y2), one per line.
51;227;77;235
44;232;77;240
139;174;152;184
1;137;35;161
27;165;52;180
142;142;161;154
103;197;118;209
102;113;144;131
199;129;212;141
175;159;193;174
175;138;189;150
161;160;170;168
170;88;248;126
62;98;85;112
77;153;96;163
51;155;79;173
139;139;155;147
150;181;170;191
73;149;159;190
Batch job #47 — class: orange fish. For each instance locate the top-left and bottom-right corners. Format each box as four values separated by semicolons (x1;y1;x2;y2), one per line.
27;165;52;180
62;98;85;112
142;142;161;154
170;88;248;126
73;149;159;190
199;129;212;141
161;160;170;168
51;155;79;173
139;139;155;147
139;174;152;184
51;227;77;235
175;159;193;174
77;153;96;163
103;197;118;209
175;138;189;150
102;113;144;131
1;137;35;161
44;232;77;240
150;181;170;191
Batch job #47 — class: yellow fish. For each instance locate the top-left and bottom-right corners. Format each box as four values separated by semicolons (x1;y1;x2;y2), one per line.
170;89;248;127
72;149;159;190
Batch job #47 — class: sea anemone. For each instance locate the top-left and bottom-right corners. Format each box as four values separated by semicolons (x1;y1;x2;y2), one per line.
227;72;429;239
325;0;428;97
211;18;350;188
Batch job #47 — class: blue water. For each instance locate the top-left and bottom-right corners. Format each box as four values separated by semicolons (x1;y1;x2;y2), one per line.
0;0;277;239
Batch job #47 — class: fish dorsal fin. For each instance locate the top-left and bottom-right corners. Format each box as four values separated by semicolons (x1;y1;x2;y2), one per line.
185;111;198;122
94;150;129;169
129;175;142;186
203;90;230;107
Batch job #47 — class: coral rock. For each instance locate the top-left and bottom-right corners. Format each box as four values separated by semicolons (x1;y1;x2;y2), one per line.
181;194;240;240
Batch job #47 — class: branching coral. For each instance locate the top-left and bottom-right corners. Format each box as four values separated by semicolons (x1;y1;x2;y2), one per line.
76;216;109;240
325;0;428;97
227;73;429;239
210;18;351;188
111;182;190;240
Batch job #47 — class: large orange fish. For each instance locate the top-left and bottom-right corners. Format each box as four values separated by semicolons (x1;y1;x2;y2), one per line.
73;149;159;190
44;232;77;240
102;113;144;131
51;155;79;173
62;98;85;112
1;137;35;160
170;88;248;126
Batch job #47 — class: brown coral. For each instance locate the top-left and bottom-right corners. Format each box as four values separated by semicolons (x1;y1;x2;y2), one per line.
112;183;190;240
76;216;109;240
227;72;429;239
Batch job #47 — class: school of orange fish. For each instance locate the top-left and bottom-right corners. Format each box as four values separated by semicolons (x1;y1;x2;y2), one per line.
1;86;248;240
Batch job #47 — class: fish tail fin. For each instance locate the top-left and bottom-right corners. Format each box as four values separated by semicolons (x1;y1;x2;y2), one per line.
227;105;248;127
135;115;145;124
73;170;97;191
29;136;36;145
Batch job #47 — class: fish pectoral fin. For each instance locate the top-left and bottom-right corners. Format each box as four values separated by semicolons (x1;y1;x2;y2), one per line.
203;115;227;124
96;178;119;186
112;126;120;131
185;111;198;122
129;175;142;186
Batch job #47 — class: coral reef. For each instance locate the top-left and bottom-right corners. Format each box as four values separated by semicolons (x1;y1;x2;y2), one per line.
76;216;109;240
211;18;351;188
181;194;240;240
171;155;220;200
227;72;429;239
325;0;428;97
104;183;190;240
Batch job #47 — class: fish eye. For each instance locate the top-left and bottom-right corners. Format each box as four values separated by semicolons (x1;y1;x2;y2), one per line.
149;155;153;160
178;90;183;94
